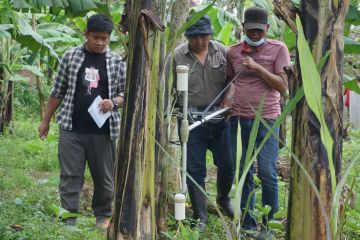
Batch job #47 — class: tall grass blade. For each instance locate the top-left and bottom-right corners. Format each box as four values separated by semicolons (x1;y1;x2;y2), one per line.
233;87;304;238
259;118;331;240
240;189;258;226
234;96;264;238
233;120;242;227
317;50;331;72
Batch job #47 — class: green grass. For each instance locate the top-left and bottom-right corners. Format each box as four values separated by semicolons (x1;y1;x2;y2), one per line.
341;128;360;238
0;107;106;240
1;106;359;240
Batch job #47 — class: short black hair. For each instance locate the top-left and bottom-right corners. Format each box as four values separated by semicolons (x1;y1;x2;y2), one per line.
87;13;114;35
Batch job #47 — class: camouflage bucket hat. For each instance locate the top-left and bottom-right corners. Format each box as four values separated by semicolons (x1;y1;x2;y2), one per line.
185;15;213;36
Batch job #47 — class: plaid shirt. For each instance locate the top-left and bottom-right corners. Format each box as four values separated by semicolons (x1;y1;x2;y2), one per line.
50;44;126;140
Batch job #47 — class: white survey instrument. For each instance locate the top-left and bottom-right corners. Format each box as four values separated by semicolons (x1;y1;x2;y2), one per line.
174;64;230;222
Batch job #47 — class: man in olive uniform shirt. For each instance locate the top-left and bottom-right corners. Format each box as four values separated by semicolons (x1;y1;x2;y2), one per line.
173;15;235;228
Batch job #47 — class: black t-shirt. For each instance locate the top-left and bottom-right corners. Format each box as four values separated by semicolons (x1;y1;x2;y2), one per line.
72;49;110;134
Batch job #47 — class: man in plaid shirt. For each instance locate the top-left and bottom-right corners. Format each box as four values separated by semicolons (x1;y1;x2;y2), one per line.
38;14;126;229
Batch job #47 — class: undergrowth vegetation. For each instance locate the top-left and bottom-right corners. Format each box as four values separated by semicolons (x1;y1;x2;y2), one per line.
0;106;106;240
0;103;359;239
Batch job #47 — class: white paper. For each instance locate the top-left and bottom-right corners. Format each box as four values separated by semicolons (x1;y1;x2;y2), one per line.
88;95;111;128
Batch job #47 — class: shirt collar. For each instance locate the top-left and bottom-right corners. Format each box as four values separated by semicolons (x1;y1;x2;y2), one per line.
184;40;218;55
240;40;267;53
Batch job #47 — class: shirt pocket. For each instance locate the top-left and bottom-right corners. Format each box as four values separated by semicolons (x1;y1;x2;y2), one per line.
212;62;225;71
210;62;226;85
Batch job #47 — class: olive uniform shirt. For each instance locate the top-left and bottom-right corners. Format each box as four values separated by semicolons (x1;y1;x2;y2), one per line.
174;40;228;108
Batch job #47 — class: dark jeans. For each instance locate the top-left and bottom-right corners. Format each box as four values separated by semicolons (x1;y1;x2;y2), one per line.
186;120;235;188
58;128;115;218
230;117;279;230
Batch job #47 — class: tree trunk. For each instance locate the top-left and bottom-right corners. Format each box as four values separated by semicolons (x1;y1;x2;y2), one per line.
235;0;246;40
286;0;348;239
154;0;171;236
168;0;190;46
5;82;12;124
32;14;45;120
0;65;5;133
36;76;45;119
0;81;6;133
0;79;13;134
154;0;191;232
111;0;165;239
0;39;12;133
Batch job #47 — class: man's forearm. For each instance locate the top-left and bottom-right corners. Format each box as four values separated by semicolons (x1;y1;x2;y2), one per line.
221;82;234;108
43;97;62;123
255;65;288;93
242;56;288;93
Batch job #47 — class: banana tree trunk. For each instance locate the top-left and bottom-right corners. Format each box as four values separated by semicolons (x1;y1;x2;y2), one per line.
285;0;348;239
155;0;191;230
5;82;12;125
0;81;12;133
0;77;3;133
168;0;190;46
154;0;171;235
0;79;13;134
0;39;13;133
32;14;45;120
111;0;165;239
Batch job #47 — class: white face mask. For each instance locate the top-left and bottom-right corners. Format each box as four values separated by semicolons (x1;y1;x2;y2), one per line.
244;35;265;47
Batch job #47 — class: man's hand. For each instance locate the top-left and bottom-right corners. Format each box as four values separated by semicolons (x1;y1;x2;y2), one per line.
241;56;288;93
220;97;232;109
221;83;234;108
38;97;62;139
220;83;234;120
38;121;50;140
240;56;260;71
99;99;114;113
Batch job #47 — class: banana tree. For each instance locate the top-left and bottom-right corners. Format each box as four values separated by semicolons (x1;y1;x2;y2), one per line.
0;38;14;133
4;0;125;123
0;2;60;126
110;0;166;238
273;0;349;239
12;0;101;16
0;11;83;121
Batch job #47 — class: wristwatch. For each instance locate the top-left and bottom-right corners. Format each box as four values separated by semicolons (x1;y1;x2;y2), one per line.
112;98;119;109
